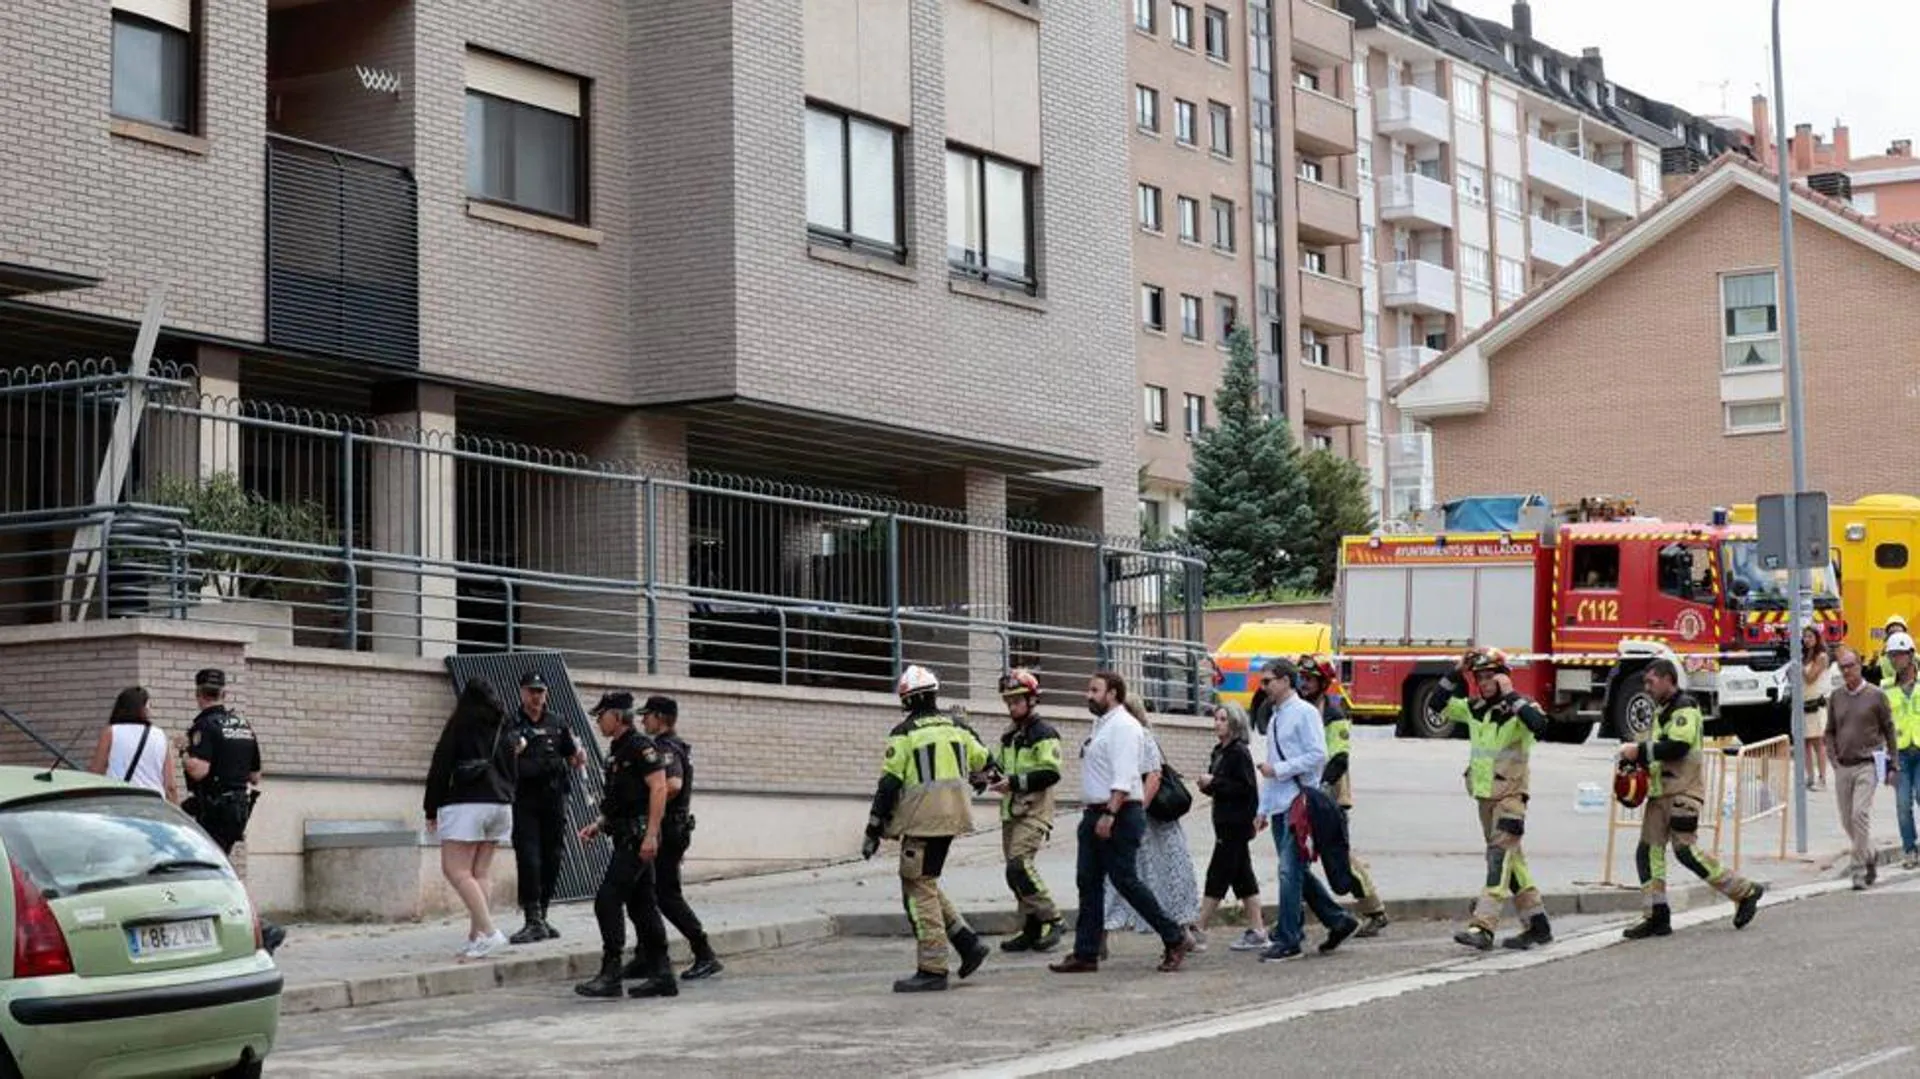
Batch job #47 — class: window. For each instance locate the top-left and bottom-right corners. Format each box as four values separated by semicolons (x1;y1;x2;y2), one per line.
1204;6;1230;61
1309;432;1334;452
466;50;588;222
1456;162;1486;205
1493;175;1523;217
1259;285;1277;317
1722;271;1781;370
1211;198;1235;251
1302;327;1330;366
1725;400;1784;434
1363;311;1380;350
1255;193;1276;258
1357;142;1373;178
1215;293;1238;339
1141;284;1167;330
1855;190;1880;217
1138;184;1163;231
1876;544;1910;571
1297;158;1324;182
1571;545;1621;590
1140;498;1167;536
1177;196;1201;241
111;4;193;132
1144;385;1169;432
1360;224;1376;266
1208;101;1233;157
1497;256;1525;301
1301;248;1328;274
805;106;904;257
1180;294;1203;340
1183;393;1207;438
1294;69;1320;91
1136;85;1161;132
1490;93;1519;135
1174;100;1197;145
1658;545;1714;600
1460;244;1490;290
1135;0;1157;32
1638;157;1661;199
946;147;1036;290
1452;74;1481;123
1171;3;1194;47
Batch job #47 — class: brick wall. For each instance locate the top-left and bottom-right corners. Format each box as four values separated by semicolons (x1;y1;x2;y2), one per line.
1428;187;1920;517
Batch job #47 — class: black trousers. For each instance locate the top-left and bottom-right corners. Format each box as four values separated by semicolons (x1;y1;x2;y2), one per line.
656;824;711;956
513;796;567;911
1202;829;1261;901
597;840;668;972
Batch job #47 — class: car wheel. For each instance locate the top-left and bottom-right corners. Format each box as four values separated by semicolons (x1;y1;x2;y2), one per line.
1399;678;1456;739
1607;669;1659;741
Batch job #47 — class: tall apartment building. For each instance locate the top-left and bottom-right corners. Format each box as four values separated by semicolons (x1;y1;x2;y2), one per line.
1132;0;1366;536
1342;0;1742;520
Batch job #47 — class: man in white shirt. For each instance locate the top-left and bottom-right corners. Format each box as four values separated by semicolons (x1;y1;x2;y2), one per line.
1048;671;1193;975
1256;659;1359;962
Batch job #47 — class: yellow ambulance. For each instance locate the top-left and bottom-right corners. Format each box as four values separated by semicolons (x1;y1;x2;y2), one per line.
1731;494;1920;657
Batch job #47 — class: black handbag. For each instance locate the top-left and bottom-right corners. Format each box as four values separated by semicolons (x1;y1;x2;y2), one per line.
453;719;508;784
1148;760;1193;822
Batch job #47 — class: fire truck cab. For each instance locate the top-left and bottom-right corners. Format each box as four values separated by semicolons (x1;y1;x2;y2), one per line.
1335;503;1845;743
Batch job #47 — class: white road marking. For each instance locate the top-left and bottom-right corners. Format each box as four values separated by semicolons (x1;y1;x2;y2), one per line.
1805;1046;1914;1078
928;873;1875;1079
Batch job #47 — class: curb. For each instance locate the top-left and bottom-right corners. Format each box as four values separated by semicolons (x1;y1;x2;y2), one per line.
279;916;836;1017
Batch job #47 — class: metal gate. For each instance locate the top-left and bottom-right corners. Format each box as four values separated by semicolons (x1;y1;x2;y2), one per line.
444;651;607;904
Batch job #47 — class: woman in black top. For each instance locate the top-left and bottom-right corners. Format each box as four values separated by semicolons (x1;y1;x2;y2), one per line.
1194;702;1268;950
425;679;524;960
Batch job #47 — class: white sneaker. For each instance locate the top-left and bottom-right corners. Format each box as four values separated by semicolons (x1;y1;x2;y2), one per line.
1186;927;1208;952
455;936;477;959
1229;929;1267;952
464;930;509;959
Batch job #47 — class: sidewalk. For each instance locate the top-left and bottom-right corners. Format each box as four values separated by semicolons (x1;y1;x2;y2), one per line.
271;732;1903;1014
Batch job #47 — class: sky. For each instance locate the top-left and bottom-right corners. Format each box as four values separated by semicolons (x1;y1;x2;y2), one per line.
1442;0;1911;158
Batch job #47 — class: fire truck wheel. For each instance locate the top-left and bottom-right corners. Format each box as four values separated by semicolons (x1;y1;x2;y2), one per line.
1398;678;1460;739
1606;668;1659;742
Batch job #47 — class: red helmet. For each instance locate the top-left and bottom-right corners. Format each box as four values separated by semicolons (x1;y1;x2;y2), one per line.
1614;760;1651;809
1296;654;1340;694
998;668;1041;699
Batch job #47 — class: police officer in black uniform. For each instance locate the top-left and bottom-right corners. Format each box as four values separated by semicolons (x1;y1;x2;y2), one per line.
510;671;585;945
634;695;721;982
177;669;284;953
574;692;676;1000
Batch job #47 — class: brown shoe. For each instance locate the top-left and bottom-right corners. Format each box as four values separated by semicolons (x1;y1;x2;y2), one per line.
1157;936;1193;973
1048;954;1100;974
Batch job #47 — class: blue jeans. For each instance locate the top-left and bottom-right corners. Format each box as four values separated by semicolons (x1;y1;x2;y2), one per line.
1269;812;1351;951
1073;804;1182;959
1897;749;1920;854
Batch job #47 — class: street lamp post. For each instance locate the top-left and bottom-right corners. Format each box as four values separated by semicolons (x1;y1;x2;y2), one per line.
1772;0;1811;855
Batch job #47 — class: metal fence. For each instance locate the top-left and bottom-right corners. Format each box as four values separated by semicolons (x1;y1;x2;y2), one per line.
0;360;1209;708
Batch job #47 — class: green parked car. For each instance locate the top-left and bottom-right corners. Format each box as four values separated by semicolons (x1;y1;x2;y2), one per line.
0;767;278;1078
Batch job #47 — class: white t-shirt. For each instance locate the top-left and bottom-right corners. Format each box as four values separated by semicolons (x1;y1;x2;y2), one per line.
105;723;169;795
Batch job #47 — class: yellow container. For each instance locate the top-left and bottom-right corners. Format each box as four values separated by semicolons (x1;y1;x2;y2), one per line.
1731;494;1920;657
1210;619;1332;711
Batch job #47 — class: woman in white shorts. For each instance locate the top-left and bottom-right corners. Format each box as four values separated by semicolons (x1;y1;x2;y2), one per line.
425;679;525;959
1800;625;1832;791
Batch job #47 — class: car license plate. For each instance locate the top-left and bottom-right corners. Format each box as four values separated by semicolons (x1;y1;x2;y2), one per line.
126;918;216;958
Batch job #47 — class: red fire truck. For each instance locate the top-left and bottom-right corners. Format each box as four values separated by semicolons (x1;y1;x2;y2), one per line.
1334;507;1846;743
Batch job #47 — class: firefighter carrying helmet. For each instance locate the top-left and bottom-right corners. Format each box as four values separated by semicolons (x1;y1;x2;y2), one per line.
998;668;1041;699
897;665;940;697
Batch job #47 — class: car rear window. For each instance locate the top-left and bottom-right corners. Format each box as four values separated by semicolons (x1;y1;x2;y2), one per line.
0;792;234;899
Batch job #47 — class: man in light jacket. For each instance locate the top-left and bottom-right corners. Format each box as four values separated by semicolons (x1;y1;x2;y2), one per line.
1256;659;1359;962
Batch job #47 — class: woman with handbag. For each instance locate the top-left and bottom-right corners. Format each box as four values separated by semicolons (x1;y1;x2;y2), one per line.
1101;702;1201;949
90;686;178;803
425;679;525;960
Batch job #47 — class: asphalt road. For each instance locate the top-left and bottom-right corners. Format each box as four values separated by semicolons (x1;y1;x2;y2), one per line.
266;873;1915;1078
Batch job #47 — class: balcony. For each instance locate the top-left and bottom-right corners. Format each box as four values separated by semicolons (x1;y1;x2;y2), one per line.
1299;269;1364;335
266;135;420;369
1379;259;1456;315
1293;85;1358;157
1384;345;1441;385
1297;359;1367;426
1525;136;1636;220
1385;431;1435;513
1375;84;1450;146
1376;173;1454;230
1290;0;1354;67
1529;214;1598;269
1296;179;1361;246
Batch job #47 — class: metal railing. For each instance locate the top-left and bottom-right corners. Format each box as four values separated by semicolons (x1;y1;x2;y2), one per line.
0;360;1208;707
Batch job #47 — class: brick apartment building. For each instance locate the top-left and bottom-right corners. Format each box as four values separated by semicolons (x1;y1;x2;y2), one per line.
1393;154;1920;519
1713;95;1920;229
0;0;1189;910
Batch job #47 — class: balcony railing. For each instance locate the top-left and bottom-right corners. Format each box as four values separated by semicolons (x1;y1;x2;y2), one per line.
1379;260;1456;315
1384;345;1440;384
1525;135;1636;219
1529;213;1598;268
1376;85;1450;145
1376;173;1454;230
266;134;420;370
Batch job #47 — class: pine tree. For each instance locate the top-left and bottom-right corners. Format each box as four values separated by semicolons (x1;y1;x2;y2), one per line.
1301;448;1377;593
1185;325;1317;598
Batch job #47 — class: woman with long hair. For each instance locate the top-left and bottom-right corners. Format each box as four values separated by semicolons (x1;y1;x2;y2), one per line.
424;679;524;960
1193;701;1266;949
89;686;177;803
1101;700;1202;949
1800;624;1832;791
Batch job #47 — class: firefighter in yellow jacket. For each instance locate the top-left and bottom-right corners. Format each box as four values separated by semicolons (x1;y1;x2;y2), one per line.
1617;658;1766;939
862;665;993;992
1438;647;1554;952
988;669;1064;953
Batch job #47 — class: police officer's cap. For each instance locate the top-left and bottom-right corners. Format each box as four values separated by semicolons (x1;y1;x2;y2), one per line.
518;670;548;689
641;695;678;720
194;668;226;691
592;691;634;714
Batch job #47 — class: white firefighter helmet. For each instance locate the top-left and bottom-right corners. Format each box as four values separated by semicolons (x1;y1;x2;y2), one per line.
896;665;940;697
1888;632;1916;655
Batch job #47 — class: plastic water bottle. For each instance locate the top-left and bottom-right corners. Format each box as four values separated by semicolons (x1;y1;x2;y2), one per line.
1574;782;1606;814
